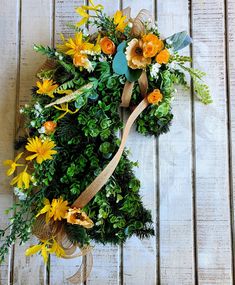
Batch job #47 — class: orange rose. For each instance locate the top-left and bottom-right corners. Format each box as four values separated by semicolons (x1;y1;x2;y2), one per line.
100;37;116;55
147;89;163;105
142;34;164;58
43;121;57;134
156;49;170;64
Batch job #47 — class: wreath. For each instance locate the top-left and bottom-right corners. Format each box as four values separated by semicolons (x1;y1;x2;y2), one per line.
0;1;211;282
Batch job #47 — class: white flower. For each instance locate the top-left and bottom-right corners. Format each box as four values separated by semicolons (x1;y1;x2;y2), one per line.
55;52;59;56
167;62;176;70
30;121;36;127
19;108;24;114
38;126;45;134
34;102;42;112
98;55;107;62
59;55;63;60
128;22;133;28
14;187;27;201
150;63;161;78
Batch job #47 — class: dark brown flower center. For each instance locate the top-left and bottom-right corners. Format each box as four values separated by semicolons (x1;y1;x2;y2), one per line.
135;47;143;55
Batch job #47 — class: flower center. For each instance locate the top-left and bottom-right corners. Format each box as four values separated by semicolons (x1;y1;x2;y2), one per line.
135;47;143;55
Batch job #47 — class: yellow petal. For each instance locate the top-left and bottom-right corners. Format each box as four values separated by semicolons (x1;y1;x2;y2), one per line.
75;7;89;18
15;152;24;162
25;154;38;161
41;246;49;263
3;160;13;166
25;244;42;256
36;204;51;217
75;17;88;28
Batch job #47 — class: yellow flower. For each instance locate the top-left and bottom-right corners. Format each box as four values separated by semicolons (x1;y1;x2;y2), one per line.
113;10;128;32
125;38;151;69
3;152;24;176
25;239;65;263
25;137;57;164
36;198;51;223
49;239;65;257
36;79;58;98
66;207;94;229
57;32;98;70
10;166;32;189
36;197;69;223
50;197;69;221
75;0;104;27
54;103;79;120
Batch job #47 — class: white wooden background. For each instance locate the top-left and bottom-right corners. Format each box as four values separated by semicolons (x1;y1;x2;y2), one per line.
0;0;234;284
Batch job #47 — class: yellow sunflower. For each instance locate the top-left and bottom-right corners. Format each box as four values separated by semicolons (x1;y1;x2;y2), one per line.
25;137;57;164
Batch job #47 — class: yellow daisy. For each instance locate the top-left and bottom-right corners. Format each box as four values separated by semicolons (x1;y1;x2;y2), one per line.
3;152;24;176
36;79;58;98
10;166;32;189
36;197;69;223
50;197;69;221
25;137;57;164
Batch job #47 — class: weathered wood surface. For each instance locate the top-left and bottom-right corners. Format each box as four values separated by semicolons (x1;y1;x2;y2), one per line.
0;0;234;284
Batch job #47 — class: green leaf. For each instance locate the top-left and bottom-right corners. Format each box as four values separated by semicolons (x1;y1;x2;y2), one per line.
125;68;142;82
74;95;87;109
167;31;192;51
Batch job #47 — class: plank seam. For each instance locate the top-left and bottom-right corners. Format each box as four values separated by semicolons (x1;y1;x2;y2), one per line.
189;0;198;284
8;0;22;284
224;0;235;282
154;0;160;284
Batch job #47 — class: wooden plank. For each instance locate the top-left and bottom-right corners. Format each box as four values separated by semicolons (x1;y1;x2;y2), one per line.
226;0;235;281
0;0;19;284
121;1;158;284
12;1;54;284
192;0;233;283
157;1;195;284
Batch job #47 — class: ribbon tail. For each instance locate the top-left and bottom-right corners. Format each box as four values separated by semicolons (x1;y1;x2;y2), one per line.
67;250;93;284
120;81;134;107
72;97;149;209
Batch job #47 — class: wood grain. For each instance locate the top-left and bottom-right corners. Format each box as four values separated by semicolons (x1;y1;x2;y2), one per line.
12;1;53;284
192;0;233;283
226;0;235;281
0;0;19;284
157;1;195;284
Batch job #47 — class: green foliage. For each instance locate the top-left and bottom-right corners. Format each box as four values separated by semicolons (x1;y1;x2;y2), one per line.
180;64;212;104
